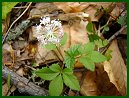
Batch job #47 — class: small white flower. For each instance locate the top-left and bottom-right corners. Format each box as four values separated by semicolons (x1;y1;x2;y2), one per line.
34;16;64;45
40;16;50;25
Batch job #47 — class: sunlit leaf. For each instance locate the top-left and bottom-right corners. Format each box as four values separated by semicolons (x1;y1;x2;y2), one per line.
64;56;75;68
35;67;59;80
2;2;19;19
63;73;80;91
80;56;95;71
86;22;94;34
90;51;107;63
60;32;67;46
49;64;62;72
49;74;63;96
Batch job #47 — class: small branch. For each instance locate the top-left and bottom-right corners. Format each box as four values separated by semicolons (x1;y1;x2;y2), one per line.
13;6;36;9
100;16;111;36
99;25;127;54
2;2;32;45
2;65;48;96
108;25;127;42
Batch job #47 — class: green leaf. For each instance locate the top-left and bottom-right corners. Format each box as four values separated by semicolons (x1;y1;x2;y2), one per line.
44;43;56;50
60;32;67;46
49;64;62;72
88;34;100;42
83;42;95;53
63;73;80;91
104;50;112;61
49;74;63;96
67;44;81;57
63;68;73;75
35;67;59;80
104;25;109;31
2;2;19;19
64;56;75;68
103;39;109;46
7;74;11;90
117;15;127;26
86;22;94;34
80;56;95;71
94;39;108;48
90;51;107;63
64;44;81;68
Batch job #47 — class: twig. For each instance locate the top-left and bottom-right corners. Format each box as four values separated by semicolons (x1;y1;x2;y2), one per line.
99;25;127;54
24;65;36;71
108;25;127;42
2;65;48;96
2;2;32;45
13;6;36;9
100;16;111;36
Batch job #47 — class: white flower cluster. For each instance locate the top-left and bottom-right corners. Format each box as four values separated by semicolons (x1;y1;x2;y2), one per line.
34;16;64;45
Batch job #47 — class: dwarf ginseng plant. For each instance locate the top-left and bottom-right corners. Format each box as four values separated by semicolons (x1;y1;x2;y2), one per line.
33;16;107;96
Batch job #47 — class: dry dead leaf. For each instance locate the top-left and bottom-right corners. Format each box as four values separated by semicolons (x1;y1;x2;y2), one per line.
2;43;14;69
16;67;25;76
103;61;117;88
96;64;120;96
29;3;59;18
2;83;9;96
80;71;98;96
104;40;127;95
111;3;126;18
79;63;120;96
35;43;59;66
27;42;37;57
10;45;15;68
54;2;113;21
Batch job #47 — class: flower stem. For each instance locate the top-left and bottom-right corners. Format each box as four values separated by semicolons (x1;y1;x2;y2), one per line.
56;46;64;69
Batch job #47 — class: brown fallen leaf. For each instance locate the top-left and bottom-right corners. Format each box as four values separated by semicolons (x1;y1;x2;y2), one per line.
80;63;121;96
80;71;98;96
104;40;127;95
96;64;121;96
34;43;59;66
16;67;25;76
2;83;9;96
54;2;114;21
111;3;126;18
2;43;14;69
27;42;37;57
